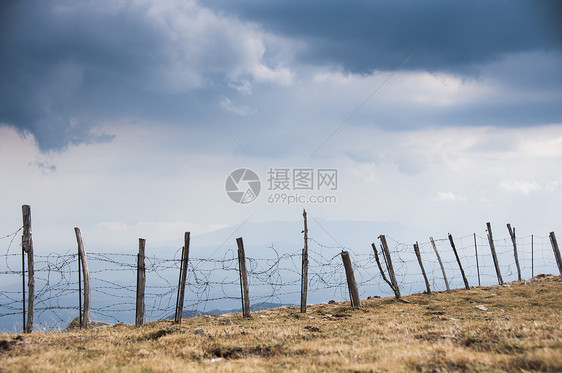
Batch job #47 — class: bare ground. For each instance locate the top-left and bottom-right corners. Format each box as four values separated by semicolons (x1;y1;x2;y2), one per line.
1;274;561;372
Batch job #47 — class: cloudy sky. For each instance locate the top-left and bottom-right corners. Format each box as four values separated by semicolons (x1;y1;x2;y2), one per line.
1;0;561;251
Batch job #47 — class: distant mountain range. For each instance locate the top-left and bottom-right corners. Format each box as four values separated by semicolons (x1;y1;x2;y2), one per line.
147;218;424;259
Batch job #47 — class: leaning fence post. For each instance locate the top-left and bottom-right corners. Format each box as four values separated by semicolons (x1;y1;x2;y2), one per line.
379;235;401;298
429;237;450;292
486;222;503;285
74;227;91;328
174;232;190;324
413;242;431;294
22;205;33;333
300;209;309;313
448;234;470;290
372;242;400;299
341;251;361;308
135;238;146;327
506;224;521;281
549;232;562;275
473;233;481;286
236;237;251;318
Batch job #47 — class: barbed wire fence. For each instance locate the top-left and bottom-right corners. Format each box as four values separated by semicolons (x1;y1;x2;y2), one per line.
1;224;561;333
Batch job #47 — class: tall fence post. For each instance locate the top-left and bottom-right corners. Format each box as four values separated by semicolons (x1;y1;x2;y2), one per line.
135;238;146;327
21;232;26;331
236;237;251;318
74;227;90;328
174;232;190;324
22;205;33;333
413;242;431;294
549;232;562;275
174;242;184;323
78;244;82;329
300;209;309;313
379;235;401;298
341;251;361;308
473;233;481;286
448;234;470;290
506;224;521;281
486;222;503;285
372;241;401;299
429;237;450;292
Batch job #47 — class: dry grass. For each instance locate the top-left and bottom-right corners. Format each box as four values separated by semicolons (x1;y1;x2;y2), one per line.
1;275;561;372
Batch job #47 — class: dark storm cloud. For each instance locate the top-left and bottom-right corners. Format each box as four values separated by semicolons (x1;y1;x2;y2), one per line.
1;0;561;153
208;0;562;73
0;1;200;151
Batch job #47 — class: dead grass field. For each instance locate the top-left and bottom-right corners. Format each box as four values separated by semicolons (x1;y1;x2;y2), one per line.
1;275;561;372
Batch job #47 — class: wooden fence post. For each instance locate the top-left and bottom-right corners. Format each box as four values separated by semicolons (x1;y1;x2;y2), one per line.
74;227;90;328
300;209;308;313
429;237;450;292
506;224;521;281
448;234;470;290
473;233;481;286
78;244;82;329
174;232;190;324
21;239;25;331
413;242;431;294
236;237;251;318
135;238;146;327
486;222;503;285
379;235;401;298
372;242;401;299
22;205;34;333
174;243;184;323
549;232;562;275
341;251;361;308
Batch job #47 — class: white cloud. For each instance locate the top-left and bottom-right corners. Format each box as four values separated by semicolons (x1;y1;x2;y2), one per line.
499;180;560;195
433;191;467;202
229;80;253;95
141;0;296;89
220;96;256;116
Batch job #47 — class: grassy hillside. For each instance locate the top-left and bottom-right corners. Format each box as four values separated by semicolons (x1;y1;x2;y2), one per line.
1;275;561;372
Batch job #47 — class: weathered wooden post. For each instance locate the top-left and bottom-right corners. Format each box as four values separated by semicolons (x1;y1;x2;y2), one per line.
174;244;184;323
22;205;34;333
549;232;562;275
341;251;361;308
473;233;481;286
78;244;82;329
379;235;401;298
74;227;91;328
174;232;190;324
372;242;401;299
429;237;450;292
21;240;25;331
486;222;503;285
300;209;309;313
135;238;146;327
448;234;470;290
413;242;431;294
506;224;521;281
236;237;251;318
